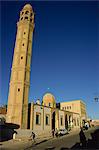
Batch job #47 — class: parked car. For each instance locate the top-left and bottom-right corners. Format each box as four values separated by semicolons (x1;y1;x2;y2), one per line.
83;122;89;130
83;125;89;130
58;129;68;136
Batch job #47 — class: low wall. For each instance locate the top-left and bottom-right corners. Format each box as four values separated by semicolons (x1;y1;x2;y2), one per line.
15;129;52;140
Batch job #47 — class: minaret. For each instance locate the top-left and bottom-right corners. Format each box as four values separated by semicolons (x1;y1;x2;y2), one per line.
6;4;34;129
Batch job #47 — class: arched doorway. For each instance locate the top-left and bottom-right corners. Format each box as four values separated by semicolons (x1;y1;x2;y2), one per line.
69;115;71;124
65;114;68;129
52;111;55;130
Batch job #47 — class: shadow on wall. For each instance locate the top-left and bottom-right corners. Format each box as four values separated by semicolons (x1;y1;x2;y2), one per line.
60;128;99;150
0;122;20;142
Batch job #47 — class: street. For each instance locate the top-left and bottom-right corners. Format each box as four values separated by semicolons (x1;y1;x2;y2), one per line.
26;127;99;150
0;127;99;150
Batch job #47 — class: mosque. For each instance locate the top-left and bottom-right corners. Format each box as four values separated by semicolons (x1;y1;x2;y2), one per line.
28;93;87;135
6;4;87;134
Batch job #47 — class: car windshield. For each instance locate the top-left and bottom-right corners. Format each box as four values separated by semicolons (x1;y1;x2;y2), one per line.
60;129;65;131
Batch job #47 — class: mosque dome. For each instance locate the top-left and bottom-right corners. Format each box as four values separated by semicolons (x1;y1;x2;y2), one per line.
42;93;56;108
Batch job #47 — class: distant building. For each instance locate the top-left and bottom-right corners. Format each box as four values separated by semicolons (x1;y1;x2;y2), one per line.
91;120;99;127
60;100;87;126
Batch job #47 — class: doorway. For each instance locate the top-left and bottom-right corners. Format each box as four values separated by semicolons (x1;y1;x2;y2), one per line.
52;111;55;130
65;114;68;129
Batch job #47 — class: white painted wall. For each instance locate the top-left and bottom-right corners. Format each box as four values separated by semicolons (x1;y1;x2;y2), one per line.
33;105;43;133
33;105;52;135
44;107;52;131
59;110;65;129
73;113;80;129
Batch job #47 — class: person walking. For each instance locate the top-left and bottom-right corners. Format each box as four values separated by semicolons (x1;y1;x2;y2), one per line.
30;132;36;142
52;129;55;138
55;128;58;138
79;127;87;148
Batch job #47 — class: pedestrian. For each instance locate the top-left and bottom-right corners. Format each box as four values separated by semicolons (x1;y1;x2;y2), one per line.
79;127;86;148
52;129;55;138
55;128;58;138
30;132;36;142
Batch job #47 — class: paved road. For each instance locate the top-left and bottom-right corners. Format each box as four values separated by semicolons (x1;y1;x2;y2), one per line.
26;127;99;150
0;127;99;150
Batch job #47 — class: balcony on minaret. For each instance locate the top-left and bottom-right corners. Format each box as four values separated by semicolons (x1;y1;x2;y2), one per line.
19;4;34;24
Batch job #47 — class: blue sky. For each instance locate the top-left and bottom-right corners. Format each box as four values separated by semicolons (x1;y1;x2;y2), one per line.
0;1;99;119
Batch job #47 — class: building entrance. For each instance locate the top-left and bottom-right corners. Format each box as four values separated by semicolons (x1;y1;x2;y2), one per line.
52;111;55;130
65;114;68;129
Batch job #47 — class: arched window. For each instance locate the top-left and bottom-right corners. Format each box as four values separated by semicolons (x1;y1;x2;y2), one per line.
49;103;51;107
30;18;32;22
22;12;24;15
24;17;28;20
21;17;23;20
21;56;23;59
18;88;20;92
25;11;29;14
30;13;32;17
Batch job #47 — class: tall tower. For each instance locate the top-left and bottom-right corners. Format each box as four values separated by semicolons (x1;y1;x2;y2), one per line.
6;4;34;129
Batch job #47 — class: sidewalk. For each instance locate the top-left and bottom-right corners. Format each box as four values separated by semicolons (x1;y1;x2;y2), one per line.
0;134;52;150
0;129;80;150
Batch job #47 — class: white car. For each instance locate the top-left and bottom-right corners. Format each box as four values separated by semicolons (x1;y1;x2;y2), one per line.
58;129;68;136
